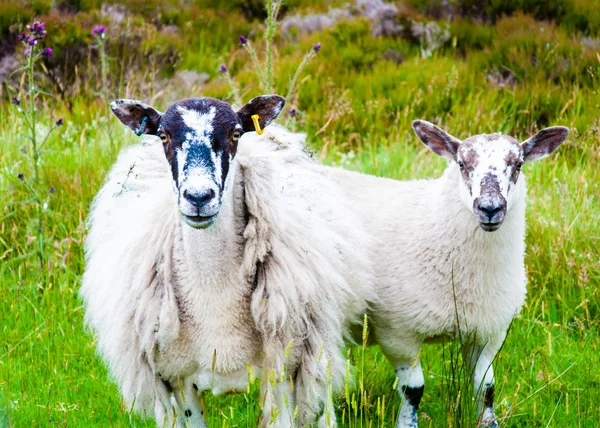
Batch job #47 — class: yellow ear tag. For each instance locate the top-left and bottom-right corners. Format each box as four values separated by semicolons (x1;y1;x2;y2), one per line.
251;114;264;135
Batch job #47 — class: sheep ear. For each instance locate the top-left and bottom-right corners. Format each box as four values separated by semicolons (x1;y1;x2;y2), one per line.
412;120;461;161
237;95;285;132
110;99;163;136
521;126;569;163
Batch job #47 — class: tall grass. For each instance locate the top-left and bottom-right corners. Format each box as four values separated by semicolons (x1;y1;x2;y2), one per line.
1;1;599;427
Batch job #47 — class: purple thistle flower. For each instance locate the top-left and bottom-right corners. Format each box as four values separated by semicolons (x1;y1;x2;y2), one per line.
49;186;56;194
289;108;297;117
219;64;227;73
312;42;322;52
55;118;63;126
42;47;53;56
92;25;107;36
12;96;21;105
30;22;45;35
238;35;248;45
27;22;46;39
18;173;24;180
24;49;31;56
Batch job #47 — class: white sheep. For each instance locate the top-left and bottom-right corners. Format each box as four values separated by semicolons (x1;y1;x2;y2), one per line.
80;95;375;427
323;120;569;427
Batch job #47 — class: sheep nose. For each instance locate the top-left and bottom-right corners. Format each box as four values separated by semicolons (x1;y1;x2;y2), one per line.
183;188;216;208
478;202;502;220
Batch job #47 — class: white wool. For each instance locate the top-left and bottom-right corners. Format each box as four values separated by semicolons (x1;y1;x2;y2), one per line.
80;125;375;426
322;162;527;359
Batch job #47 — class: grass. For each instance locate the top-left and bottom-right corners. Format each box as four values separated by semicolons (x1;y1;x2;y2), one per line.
1;1;599;426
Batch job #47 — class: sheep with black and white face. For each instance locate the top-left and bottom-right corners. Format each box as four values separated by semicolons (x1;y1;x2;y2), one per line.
82;95;376;427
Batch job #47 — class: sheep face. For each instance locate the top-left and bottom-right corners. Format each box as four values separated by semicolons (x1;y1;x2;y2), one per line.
110;95;285;229
455;135;524;231
412;120;569;232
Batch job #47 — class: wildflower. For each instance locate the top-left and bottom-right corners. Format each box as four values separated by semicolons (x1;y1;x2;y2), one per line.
17;32;29;42
92;25;107;36
28;39;36;46
312;42;321;52
42;47;53;57
29;21;45;35
289;108;297;117
18;173;24;180
12;96;21;105
49;186;56;194
55;118;63;126
219;64;227;73
24;49;31;56
27;21;46;40
238;35;248;45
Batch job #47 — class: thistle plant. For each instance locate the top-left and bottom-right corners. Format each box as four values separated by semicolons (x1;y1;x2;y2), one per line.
218;64;242;107
238;35;265;89
13;21;63;270
284;42;321;111
264;0;282;93
91;24;115;151
92;25;108;102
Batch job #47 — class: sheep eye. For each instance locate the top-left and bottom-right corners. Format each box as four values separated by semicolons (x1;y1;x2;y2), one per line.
515;162;523;171
458;162;465;169
232;130;241;141
159;133;168;144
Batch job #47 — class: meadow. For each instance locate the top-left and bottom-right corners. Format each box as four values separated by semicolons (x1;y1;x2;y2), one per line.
0;0;599;426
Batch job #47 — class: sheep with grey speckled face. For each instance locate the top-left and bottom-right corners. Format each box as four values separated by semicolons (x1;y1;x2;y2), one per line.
80;95;375;427
319;121;568;428
378;122;567;427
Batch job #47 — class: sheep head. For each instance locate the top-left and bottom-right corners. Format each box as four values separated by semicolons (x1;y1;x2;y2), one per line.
412;120;569;232
110;95;285;229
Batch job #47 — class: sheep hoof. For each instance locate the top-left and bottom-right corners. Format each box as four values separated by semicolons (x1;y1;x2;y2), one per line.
396;414;418;428
481;408;498;428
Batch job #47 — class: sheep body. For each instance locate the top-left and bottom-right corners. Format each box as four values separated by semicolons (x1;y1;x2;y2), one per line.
317;163;525;350
332;164;526;346
81;125;375;426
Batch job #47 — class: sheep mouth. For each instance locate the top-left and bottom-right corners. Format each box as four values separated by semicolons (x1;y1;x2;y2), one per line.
181;213;217;229
479;221;503;232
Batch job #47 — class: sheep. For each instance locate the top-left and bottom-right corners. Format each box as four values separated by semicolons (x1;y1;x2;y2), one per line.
381;121;567;427
320;121;569;427
80;95;375;427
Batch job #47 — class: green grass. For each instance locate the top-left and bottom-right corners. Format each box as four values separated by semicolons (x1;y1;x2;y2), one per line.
1;1;599;426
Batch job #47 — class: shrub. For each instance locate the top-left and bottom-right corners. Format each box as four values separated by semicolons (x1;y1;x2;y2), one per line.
405;0;600;35
327;18;387;70
479;13;600;88
448;18;496;55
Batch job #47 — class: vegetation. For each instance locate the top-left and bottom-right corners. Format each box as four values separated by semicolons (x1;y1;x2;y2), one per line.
1;0;598;426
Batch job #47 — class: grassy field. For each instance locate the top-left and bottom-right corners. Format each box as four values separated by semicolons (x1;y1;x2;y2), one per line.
1;0;599;426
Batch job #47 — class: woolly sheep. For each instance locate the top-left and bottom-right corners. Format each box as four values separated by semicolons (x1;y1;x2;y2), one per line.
80;95;375;427
322;121;569;427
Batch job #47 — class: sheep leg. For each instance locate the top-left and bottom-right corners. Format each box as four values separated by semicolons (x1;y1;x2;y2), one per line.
260;375;294;427
395;357;424;428
317;395;337;428
463;339;502;428
171;378;207;428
